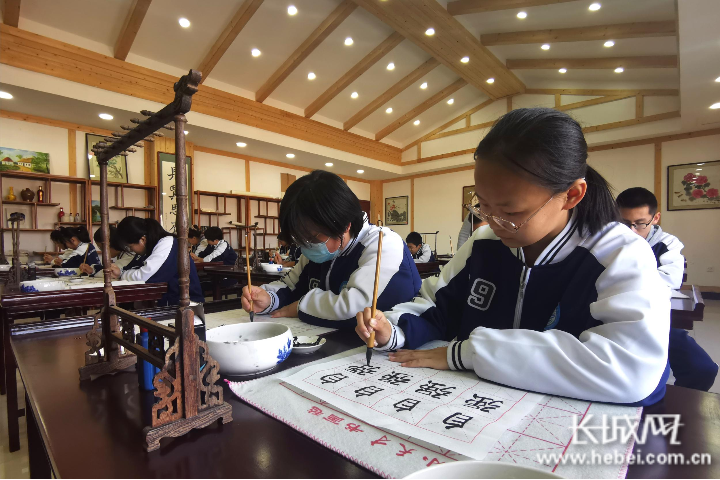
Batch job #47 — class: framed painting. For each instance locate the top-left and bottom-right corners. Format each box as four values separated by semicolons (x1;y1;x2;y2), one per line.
667;160;720;211
385;196;408;226
0;147;50;173
462;185;477;221
86;133;128;183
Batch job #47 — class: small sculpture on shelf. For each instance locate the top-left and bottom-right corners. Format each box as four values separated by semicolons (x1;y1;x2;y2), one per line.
75;212;81;222
58;207;65;223
5;187;16;201
20;188;34;202
36;186;44;203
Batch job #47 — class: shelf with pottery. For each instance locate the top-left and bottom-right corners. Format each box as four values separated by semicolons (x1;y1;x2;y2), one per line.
89;181;158;223
249;197;280;253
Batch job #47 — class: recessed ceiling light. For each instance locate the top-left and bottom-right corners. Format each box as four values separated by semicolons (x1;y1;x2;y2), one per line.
356;169;364;174
604;40;615;47
559;68;567;74
589;3;601;11
517;11;527;19
184;130;189;135
178;18;190;28
425;28;435;36
325;162;333;167
0;91;13;99
447;98;454;105
386;107;393;113
287;5;297;15
286;153;295;159
251;48;261;57
710;102;720;109
89;174;96;178
420;82;428;89
236;142;247;147
461;56;469;63
413;120;420;125
307;72;316;80
387;62;395;70
697;163;705;165
696;168;703;171
715;76;720;83
541;44;550;50
351;91;359;99
486;78;495;84
99;113;113;120
614;67;624;73
344;37;353;46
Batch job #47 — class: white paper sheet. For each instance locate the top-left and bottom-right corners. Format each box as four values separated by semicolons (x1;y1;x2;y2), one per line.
283;348;543;460
203;308;337;337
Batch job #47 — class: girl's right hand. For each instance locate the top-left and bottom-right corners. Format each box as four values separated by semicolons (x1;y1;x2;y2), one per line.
355;308;392;348
52;257;62;266
241;285;271;313
43;254;53;263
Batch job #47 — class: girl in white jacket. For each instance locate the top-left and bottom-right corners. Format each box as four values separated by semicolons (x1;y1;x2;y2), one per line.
356;108;670;406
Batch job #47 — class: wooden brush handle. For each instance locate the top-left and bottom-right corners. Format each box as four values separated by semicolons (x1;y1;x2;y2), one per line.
246;232;253;311
367;228;383;348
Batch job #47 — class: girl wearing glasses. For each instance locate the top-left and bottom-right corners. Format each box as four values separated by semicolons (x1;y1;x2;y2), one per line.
241;170;421;327
356;108;670;406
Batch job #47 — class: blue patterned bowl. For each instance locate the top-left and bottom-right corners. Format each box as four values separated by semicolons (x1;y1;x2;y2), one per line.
206;322;292;376
55;268;80;277
20;279;67;293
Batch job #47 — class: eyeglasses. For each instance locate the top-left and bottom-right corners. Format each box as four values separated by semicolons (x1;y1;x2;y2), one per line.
622;220;653;230
292;232;331;249
464;195;557;234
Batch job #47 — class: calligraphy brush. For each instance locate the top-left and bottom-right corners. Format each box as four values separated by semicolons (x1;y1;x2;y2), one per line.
366;226;384;366
246;231;254;322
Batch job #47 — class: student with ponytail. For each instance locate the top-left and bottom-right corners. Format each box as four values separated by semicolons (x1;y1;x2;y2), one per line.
355;108;670;406
114;217;204;306
54;226;101;270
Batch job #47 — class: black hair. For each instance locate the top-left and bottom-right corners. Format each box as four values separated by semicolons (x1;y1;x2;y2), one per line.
50;229;67;246
471;214;485;227
93;226;126;252
475;107;619;235
116;217;173;253
58;225;91;244
277;231;292;244
406;232;422;246
616;187;658;215
204;226;223;241
188;226;202;239
279;170;364;246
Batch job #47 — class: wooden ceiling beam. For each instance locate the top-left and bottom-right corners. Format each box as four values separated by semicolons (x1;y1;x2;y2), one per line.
582;111;680;133
197;0;264;82
526;88;678;96
352;0;524;98
304;31;404;118
114;0;153;61
343;57;440;131
375;78;467;140
447;0;576;15
1;0;20;27
556;95;635;111
403;98;494;151
255;0;357;103
507;56;678;69
481;21;676;46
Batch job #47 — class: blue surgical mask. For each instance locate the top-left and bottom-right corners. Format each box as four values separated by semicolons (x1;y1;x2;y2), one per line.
301;238;341;264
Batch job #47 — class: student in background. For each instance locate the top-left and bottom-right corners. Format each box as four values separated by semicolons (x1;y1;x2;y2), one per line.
53;226;101;269
355;108;670;406
274;233;301;268
43;230;72;266
617;186;718;391
113;217;204;306
471;212;489;233
188;226;211;258
457;208;489;250
406;232;435;263
194;226;237;265
241;170;421;327
79;226;146;277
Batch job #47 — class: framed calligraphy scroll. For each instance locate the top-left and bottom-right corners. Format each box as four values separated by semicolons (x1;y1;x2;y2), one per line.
158;152;192;233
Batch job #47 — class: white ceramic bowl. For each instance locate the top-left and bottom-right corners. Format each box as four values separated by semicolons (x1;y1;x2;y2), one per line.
292;336;326;355
20;279;67;293
206;323;293;376
55;267;80;277
260;262;283;273
404;461;562;479
0;264;11;271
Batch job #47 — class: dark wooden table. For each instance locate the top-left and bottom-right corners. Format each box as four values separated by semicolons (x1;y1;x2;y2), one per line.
204;265;284;301
671;285;704;330
0;282;167;452
193;260;224;272
414;261;441;279
12;322;720;479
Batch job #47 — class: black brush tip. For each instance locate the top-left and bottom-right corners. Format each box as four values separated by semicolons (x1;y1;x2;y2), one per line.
249;311;254;323
366;346;372;366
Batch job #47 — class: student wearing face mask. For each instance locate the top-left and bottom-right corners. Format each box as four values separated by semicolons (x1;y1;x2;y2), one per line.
241;170;421;327
355;108;670;406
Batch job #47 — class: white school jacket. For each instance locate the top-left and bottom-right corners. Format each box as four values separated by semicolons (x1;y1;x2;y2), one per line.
645;226;685;289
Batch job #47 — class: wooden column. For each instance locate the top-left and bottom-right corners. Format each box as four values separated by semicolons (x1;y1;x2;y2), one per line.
370;180;383;224
654;142;662;225
68;129;77;213
410;178;415;231
245;160;251;192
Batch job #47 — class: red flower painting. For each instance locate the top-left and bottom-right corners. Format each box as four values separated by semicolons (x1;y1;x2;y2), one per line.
683;172;697;183
692;189;705;198
695;175;709;185
707;188;719;199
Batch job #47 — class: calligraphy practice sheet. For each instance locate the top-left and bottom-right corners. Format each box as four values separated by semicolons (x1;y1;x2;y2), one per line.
229;345;641;478
282;349;542;460
204;308;337;337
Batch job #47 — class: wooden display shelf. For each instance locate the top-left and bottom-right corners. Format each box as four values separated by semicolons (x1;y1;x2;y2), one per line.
253;232;278;236
55;222;85;226
194;209;230;216
3;201;61;207
110;206;155;211
0;228;55;232
254;214;278;219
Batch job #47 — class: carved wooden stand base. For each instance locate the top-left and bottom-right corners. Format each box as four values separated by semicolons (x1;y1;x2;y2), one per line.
143;403;232;452
78;354;137;381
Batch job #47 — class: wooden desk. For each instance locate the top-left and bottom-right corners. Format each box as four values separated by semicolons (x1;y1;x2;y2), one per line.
193;260;224;272
671;285;704;330
414;261;441;279
0;282;167;452
12;323;720;479
203;265;284;301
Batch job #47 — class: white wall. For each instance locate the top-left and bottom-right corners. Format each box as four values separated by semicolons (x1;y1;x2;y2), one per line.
347;180;370;201
194;150;246;193
588;144;655;196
